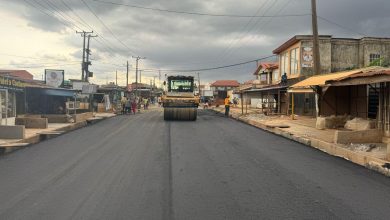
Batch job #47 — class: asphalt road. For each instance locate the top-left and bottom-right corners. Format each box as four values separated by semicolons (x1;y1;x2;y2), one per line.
1;109;390;220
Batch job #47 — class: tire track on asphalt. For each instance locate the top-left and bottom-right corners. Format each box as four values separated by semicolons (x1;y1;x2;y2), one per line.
0;115;144;217
162;120;174;220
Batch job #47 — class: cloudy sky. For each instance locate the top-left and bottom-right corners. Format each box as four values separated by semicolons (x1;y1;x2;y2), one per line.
0;0;389;85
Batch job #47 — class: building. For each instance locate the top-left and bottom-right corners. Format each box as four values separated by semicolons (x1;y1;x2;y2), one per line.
253;62;280;85
210;80;240;104
0;70;34;80
273;35;390;116
273;35;390;78
289;67;390;141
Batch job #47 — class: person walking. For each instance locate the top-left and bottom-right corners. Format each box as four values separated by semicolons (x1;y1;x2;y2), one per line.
143;98;148;110
125;98;131;114
224;95;231;117
131;98;137;114
121;95;127;114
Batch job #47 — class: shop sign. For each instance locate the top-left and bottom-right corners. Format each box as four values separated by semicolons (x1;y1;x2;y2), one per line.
45;69;64;88
302;47;314;68
0;76;27;91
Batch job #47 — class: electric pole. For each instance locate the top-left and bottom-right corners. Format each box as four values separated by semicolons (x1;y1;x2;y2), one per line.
312;0;322;117
132;56;146;98
126;61;129;89
85;34;97;82
159;70;161;88
311;0;320;76
76;31;93;81
197;72;201;96
139;70;142;84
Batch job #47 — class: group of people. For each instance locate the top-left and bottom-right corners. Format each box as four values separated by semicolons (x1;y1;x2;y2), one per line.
121;95;138;114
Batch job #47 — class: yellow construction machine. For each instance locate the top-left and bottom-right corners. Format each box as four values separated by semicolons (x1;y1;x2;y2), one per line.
162;75;200;121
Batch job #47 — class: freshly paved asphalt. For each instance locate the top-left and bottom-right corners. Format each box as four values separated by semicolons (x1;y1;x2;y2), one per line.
1;109;390;220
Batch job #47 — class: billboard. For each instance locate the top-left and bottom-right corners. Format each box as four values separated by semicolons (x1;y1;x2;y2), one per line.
302;47;314;68
45;69;64;88
82;84;98;94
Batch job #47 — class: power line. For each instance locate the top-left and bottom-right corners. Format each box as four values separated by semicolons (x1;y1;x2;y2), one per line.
81;0;137;56
317;15;367;37
212;0;272;64
91;0;310;18
156;55;276;73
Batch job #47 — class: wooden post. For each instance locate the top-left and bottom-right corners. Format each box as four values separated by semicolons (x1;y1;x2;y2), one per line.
241;92;244;115
291;93;295;120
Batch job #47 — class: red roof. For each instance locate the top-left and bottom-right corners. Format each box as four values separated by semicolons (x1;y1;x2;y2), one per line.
210;80;240;87
0;70;34;80
253;62;279;75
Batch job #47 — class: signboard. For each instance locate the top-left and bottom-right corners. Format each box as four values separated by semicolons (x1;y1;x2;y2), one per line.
302;47;314;68
45;69;64;88
82;84;98;94
0;76;27;92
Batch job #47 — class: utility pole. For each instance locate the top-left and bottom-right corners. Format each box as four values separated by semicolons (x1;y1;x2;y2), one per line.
139;70;142;84
158;70;161;88
76;31;93;81
197;72;201;96
85;34;97;82
132;56;146;98
312;0;322;117
311;0;320;76
126;61;129;89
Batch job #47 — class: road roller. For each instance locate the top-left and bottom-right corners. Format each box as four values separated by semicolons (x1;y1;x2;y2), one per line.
162;75;200;121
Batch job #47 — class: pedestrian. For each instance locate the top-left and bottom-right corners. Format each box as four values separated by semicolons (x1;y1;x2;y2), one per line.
131;98;137;114
224;95;231;117
121;95;127;114
143;98;148;110
233;97;238;107
125;98;131;114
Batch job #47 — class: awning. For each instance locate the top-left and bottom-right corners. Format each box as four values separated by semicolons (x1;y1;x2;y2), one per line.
27;87;76;97
244;85;287;93
289;66;386;91
325;69;390;86
287;88;314;93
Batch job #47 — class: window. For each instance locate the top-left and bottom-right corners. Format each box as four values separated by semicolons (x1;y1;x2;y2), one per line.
369;53;381;65
273;69;279;82
280;52;288;75
290;48;299;74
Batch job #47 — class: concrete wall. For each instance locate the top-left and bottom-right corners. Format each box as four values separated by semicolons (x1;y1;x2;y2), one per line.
334;129;382;144
299;37;390;76
300;38;332;76
73;112;94;122
15;117;48;129
331;39;360;72
42;114;70;123
360;38;390;67
0;125;25;139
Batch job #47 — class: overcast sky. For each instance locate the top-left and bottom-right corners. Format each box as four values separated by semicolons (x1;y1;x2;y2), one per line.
0;0;389;85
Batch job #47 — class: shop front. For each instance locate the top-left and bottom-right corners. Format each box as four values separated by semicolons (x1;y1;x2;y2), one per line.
0;76;27;125
25;87;76;115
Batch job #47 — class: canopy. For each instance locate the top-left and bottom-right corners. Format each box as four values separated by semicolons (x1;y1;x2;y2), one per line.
288;67;384;93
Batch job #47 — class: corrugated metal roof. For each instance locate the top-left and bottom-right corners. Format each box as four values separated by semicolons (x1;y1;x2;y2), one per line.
210;80;240;87
326;69;390;83
290;67;383;88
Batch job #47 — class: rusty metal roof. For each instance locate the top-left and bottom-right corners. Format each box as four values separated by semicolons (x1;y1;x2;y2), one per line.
289;67;384;89
326;69;390;83
210;80;240;87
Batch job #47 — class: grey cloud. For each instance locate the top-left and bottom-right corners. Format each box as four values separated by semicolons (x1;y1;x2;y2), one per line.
6;0;390;83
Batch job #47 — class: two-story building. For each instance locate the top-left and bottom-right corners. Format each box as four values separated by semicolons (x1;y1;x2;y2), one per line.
210;80;240;105
273;35;390;116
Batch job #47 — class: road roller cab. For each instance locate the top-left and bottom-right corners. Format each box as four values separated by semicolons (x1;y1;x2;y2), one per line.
162;75;200;121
